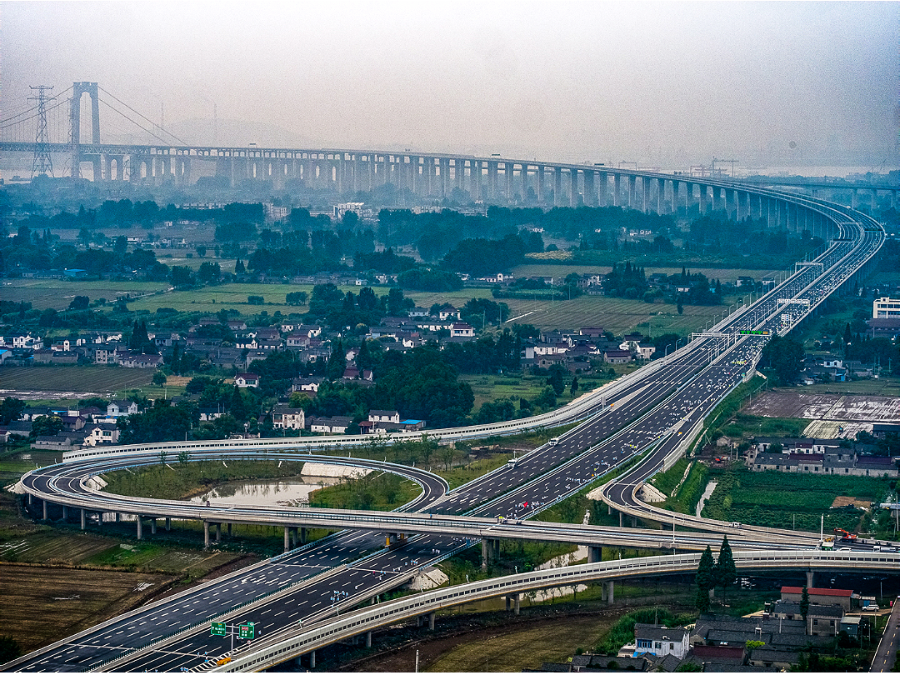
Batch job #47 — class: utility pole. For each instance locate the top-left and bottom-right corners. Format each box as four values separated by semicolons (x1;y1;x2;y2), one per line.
29;85;55;178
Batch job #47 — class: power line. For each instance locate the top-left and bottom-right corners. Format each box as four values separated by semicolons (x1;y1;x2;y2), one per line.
0;85;72;125
0;93;69;131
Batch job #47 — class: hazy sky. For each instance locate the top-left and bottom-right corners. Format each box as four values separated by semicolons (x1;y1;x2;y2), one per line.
3;1;898;171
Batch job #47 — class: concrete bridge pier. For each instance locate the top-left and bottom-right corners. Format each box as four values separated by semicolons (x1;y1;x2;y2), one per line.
505;593;521;615
61;505;68;522
310;649;316;668
166;517;171;532
42;499;48;520
226;522;231;537
481;538;492;571
428;611;435;630
203;520;210;549
137;517;143;540
613;174;622;207
554;168;563;207
216;523;222;543
81;508;86;530
619;511;624;527
604;580;615;604
150;518;157;534
806;570;814;589
588;546;602;563
366;630;373;648
284;526;291;553
300;527;307;545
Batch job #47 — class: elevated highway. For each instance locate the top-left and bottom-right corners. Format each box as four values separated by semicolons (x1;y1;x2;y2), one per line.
4;171;886;672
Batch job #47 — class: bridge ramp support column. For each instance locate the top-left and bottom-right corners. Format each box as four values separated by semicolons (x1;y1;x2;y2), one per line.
619;512;623;527
429;611;435;630
605;580;615;605
588;546;602;563
150;518;156;534
42;499;48;520
96;512;102;527
514;593;520;615
481;538;491;571
290;527;298;548
226;522;231;536
216;523;221;542
284;526;291;553
301;527;307;545
62;505;68;522
115;512;120;523
366;630;373;648
203;520;210;549
806;571;814;589
81;508;86;530
136;517;143;540
166;517;171;531
310;649;316;668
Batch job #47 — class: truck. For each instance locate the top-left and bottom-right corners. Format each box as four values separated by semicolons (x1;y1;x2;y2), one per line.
548;437;559;446
507;458;518;469
820;537;834;551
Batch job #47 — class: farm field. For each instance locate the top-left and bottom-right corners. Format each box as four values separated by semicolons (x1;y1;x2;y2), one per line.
501;294;726;333
0;564;179;653
2;279;169;310
0;366;154;395
512;264;782;283
700;465;892;533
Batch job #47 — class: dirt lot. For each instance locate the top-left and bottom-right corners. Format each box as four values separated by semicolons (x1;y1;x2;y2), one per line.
0;564;178;653
744;391;900;429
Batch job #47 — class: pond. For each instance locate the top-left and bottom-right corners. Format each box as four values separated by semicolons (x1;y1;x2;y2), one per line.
189;475;342;507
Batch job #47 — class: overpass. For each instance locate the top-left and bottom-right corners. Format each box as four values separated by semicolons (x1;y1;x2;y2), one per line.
4;151;887;671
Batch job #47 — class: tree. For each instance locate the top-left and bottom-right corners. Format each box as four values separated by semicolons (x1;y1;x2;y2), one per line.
0;397;26;425
759;335;804;386
714;536;737;599
676;297;684;315
695;545;716;612
800;586;810;632
68;295;89;310
570;376;579;395
548;364;566;395
31;414;64;438
152;372;167;386
0;635;23;665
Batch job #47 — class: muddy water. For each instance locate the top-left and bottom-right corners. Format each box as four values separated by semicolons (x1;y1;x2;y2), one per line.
189;476;342;507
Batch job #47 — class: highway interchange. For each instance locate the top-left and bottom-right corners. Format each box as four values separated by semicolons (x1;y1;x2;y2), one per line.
4;186;889;672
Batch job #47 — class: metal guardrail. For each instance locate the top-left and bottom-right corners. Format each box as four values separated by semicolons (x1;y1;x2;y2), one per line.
212;550;900;672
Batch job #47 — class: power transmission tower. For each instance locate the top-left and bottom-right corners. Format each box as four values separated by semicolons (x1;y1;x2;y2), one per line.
29;85;55;178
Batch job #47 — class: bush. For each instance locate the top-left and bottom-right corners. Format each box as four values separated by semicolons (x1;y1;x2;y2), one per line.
248;295;265;305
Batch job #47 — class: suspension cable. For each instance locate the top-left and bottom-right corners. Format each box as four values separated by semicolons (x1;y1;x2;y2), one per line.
98;86;188;146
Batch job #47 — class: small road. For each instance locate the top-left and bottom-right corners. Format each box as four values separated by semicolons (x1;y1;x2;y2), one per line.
872;599;900;672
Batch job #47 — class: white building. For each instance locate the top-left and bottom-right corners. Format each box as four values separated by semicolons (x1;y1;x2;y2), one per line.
874;297;900;319
272;404;305;430
633;624;690;660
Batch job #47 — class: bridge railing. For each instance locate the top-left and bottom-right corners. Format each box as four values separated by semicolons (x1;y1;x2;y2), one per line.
211;550;899;673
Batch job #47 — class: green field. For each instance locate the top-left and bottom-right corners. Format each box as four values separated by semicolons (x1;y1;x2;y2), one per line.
701;465;893;533
2;279;169;310
512;264;782;283
0;367;153;395
804;378;900;397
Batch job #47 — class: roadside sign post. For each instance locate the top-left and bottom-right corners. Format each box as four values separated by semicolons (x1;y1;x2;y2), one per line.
210;620;256;653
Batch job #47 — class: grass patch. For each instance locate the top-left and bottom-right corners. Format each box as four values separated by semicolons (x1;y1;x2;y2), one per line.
309;471;421;511
650;457;690;497
721;413;811;440
659;462;710;515
102;459;308;501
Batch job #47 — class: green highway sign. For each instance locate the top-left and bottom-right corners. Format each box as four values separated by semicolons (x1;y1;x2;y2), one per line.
211;622;226;637
239;622;255;640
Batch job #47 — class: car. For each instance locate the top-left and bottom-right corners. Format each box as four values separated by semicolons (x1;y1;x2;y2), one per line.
838;547;852;551
863;604;878;612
